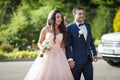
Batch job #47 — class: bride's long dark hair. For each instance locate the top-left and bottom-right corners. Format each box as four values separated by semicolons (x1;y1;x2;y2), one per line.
47;9;67;45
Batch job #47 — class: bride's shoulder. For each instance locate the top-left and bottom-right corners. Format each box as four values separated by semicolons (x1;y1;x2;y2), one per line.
43;25;52;33
41;25;50;32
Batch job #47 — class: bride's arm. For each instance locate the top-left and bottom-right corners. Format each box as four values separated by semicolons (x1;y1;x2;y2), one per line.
37;27;46;50
61;42;66;54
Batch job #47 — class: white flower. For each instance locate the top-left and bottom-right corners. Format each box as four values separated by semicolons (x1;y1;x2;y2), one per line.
41;40;53;50
39;40;53;57
78;29;83;37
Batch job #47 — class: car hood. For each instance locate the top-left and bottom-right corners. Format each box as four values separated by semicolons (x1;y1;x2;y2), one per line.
102;32;120;41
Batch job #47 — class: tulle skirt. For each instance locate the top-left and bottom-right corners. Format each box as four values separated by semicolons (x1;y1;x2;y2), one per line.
24;49;74;80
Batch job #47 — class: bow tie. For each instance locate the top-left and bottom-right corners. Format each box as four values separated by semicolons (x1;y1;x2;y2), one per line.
79;23;84;26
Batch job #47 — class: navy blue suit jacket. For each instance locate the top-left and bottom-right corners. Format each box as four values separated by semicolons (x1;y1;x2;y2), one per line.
66;21;97;64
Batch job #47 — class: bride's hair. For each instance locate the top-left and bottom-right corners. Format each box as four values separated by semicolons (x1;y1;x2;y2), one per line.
47;9;67;45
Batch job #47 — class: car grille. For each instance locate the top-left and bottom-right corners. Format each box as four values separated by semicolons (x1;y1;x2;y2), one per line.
102;41;120;47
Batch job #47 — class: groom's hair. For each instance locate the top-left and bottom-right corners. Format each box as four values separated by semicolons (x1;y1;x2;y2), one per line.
72;7;84;14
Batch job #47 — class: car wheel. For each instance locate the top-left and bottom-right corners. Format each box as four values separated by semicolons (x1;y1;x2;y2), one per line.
106;60;120;67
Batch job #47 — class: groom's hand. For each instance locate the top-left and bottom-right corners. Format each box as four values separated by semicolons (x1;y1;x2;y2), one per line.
93;55;98;62
68;61;75;69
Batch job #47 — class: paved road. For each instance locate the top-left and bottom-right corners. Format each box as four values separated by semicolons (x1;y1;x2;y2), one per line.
92;60;120;80
0;59;120;80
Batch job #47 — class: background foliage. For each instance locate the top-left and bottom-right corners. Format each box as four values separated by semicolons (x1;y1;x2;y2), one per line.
0;0;120;51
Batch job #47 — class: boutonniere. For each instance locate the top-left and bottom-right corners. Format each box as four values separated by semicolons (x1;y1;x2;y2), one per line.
78;29;83;37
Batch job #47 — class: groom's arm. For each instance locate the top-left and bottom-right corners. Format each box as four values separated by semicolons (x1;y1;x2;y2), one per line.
89;24;98;62
66;27;73;59
89;25;97;56
66;26;75;68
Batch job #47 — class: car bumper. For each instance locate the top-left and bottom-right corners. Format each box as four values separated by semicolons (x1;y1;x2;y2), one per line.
98;44;120;58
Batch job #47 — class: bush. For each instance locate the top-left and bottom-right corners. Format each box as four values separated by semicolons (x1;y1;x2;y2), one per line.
0;50;39;60
0;51;7;59
94;39;101;47
113;9;120;32
0;43;13;53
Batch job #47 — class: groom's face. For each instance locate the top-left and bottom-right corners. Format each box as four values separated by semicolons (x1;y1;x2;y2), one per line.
73;9;85;23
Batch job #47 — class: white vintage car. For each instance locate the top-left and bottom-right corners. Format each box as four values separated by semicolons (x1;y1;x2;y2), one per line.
98;32;120;66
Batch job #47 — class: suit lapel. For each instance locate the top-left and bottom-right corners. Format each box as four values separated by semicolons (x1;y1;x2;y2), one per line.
73;22;79;29
72;21;80;34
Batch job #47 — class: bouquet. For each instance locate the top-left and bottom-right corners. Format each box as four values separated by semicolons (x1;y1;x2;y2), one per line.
39;40;53;57
78;28;83;38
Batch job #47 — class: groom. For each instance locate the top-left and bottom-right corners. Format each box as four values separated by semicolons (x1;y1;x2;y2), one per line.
66;7;98;80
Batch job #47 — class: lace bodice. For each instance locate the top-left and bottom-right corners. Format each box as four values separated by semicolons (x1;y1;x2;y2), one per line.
45;32;63;49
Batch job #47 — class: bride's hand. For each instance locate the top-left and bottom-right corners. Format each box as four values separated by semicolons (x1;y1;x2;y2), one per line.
68;61;75;69
49;47;52;51
41;48;46;53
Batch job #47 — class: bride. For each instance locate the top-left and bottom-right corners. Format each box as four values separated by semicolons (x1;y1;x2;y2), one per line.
24;9;74;80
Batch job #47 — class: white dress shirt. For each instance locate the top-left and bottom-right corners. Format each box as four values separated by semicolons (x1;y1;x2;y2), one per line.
75;21;88;41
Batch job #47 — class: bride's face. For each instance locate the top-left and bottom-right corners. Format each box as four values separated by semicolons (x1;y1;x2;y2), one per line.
55;13;62;26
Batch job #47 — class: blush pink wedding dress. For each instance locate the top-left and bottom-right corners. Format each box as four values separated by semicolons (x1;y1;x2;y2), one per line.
24;32;74;80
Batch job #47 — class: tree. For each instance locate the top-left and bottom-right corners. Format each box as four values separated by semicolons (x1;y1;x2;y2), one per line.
0;0;21;24
113;9;120;32
91;6;110;39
